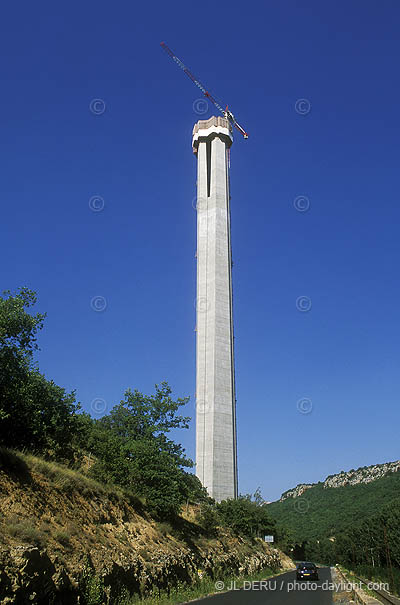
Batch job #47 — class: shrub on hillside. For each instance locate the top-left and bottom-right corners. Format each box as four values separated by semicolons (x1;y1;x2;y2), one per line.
197;504;219;536
0;288;205;521
82;384;203;518
217;495;276;538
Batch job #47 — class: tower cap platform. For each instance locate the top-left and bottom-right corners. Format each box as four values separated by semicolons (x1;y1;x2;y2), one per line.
192;116;233;153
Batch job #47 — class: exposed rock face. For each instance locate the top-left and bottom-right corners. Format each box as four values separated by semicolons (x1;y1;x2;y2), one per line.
0;546;57;605
0;542;289;604
0;459;292;604
280;484;314;501
280;461;400;501
324;461;400;489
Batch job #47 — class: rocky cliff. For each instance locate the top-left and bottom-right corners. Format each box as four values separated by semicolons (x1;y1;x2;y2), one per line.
280;460;400;501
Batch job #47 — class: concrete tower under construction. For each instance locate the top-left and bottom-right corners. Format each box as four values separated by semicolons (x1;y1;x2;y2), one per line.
193;116;238;502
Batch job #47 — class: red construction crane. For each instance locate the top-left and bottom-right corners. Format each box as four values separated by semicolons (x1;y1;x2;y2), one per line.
160;42;249;140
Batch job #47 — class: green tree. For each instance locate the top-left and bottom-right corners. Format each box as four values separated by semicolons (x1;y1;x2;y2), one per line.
179;471;211;505
275;525;296;554
0;288;45;355
197;503;219;535
217;496;276;538
84;383;197;518
107;383;192;467
253;487;264;506
126;438;188;518
0;288;81;459
0;287;45;421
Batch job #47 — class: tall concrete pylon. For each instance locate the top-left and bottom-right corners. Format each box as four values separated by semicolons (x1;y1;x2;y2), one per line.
192;116;238;502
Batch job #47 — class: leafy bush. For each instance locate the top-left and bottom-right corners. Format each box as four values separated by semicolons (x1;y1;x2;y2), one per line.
79;557;105;605
197;504;219;536
217;495;276;538
0;288;204;521
83;384;200;518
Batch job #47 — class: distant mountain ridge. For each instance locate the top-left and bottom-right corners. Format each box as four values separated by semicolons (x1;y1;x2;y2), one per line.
280;460;400;501
268;460;400;542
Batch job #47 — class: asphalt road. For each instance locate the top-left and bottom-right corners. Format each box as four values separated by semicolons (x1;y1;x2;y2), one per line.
195;567;334;604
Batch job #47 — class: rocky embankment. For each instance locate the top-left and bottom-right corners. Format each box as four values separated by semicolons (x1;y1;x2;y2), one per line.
0;452;292;604
280;460;400;501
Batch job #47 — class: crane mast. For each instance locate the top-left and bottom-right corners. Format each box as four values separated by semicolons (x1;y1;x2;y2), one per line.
160;42;249;140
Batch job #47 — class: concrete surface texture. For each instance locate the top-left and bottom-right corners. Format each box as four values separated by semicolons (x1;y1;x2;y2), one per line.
192;116;238;502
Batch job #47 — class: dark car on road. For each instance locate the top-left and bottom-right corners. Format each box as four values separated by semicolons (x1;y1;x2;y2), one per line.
296;562;319;581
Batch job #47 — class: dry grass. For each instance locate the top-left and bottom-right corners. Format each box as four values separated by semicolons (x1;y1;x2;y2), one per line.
4;514;46;547
156;522;173;537
0;447;148;554
54;529;71;546
0;447;145;509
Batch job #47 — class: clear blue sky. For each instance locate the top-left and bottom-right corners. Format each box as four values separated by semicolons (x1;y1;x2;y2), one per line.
2;1;400;501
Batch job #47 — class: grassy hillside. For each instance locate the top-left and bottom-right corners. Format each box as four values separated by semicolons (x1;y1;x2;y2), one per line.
0;448;292;604
267;470;400;542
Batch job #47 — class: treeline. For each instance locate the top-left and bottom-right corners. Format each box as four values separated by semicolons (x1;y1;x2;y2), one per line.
0;288;278;538
268;475;400;543
0;288;209;517
267;445;400;590
304;497;400;593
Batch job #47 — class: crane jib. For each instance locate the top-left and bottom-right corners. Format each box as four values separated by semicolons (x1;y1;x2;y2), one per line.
160;41;249;139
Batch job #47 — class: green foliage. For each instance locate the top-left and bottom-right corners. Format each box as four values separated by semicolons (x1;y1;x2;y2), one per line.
336;497;400;567
0;287;45;356
304;537;336;565
79;557;105;605
5;515;46;546
0;288;45;424
107;383;192;468
79;384;199;518
300;498;400;594
267;471;400;543
0;446;29;475
0;287;240;525
123;438;189;518
0;288;199;520
179;471;212;505
216;494;276;538
0;288;81;460
271;473;400;594
274;524;296;554
122;566;280;604
197;504;219;536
